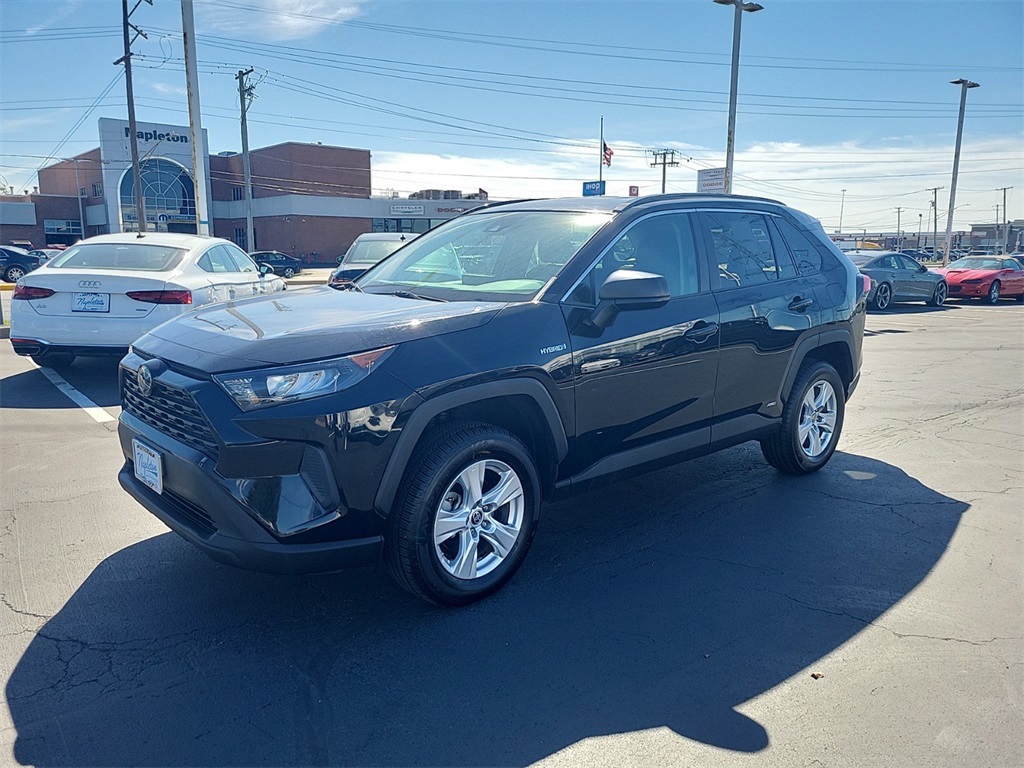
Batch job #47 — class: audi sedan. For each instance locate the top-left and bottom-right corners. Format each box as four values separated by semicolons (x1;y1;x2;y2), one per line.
846;250;947;310
10;232;286;368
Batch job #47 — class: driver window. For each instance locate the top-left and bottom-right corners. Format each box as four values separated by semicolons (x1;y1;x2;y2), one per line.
567;213;700;304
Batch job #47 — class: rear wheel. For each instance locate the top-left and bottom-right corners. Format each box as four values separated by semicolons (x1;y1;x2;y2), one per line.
871;282;892;311
987;281;1001;304
761;361;845;475
4;265;26;282
384;422;541;606
927;281;947;307
31;353;75;370
283;267;295;278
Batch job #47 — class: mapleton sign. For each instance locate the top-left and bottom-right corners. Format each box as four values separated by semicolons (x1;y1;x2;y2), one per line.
124;127;189;144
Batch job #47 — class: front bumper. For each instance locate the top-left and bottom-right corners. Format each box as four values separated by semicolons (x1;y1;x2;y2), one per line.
947;282;988;297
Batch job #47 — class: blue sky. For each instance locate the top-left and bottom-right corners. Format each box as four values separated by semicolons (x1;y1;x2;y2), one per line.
1;0;1021;234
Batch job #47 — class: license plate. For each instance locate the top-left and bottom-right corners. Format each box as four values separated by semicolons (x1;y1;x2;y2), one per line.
133;439;163;495
72;292;110;312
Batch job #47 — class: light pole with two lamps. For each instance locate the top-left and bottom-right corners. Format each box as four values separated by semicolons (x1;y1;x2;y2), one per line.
714;0;763;195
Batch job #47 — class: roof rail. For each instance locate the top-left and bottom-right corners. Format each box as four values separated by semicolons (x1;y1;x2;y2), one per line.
616;192;786;214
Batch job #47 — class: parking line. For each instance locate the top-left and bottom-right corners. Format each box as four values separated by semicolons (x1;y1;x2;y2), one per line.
32;364;117;424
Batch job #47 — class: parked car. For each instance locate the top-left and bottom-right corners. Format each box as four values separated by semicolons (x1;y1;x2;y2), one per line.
899;249;930;262
117;194;867;605
28;249;63;262
0;246;44;282
249;250;302;278
10;232;286;368
937;256;1024;303
846;250;948;310
330;232;421;286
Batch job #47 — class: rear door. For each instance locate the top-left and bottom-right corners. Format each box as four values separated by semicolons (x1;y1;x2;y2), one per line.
197;244;256;303
896;254;931;298
702;209;819;426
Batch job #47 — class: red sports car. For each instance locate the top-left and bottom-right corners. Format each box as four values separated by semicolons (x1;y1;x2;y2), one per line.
937;256;1024;303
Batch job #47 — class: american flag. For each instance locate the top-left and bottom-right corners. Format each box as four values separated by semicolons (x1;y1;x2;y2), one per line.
602;142;614;167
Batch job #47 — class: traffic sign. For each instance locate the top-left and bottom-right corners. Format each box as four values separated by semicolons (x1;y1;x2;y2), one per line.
582;180;606;197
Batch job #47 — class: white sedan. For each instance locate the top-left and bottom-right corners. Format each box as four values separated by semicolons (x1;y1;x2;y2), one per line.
10;232;286;368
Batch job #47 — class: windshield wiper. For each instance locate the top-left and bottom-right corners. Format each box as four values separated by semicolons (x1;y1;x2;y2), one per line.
340;281;363;292
388;289;448;303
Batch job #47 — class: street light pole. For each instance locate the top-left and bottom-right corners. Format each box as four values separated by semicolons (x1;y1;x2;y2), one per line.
942;78;979;267
839;188;846;233
895;207;904;250
715;0;763;195
918;213;923;248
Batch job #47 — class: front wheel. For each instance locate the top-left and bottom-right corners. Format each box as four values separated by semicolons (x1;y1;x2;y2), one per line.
987;281;1000;304
4;265;26;282
384;423;541;606
761;361;846;475
927;281;947;307
871;283;892;311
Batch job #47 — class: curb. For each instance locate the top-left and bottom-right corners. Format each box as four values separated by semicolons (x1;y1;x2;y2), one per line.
0;327;10;340
0;284;12;292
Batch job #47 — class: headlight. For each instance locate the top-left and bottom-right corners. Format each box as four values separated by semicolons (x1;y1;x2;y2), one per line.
214;346;394;411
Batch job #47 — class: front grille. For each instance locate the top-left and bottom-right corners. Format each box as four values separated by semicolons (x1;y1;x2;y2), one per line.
122;368;220;460
949;285;962;293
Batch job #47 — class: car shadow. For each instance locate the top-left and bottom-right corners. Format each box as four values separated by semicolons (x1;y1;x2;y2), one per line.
6;448;966;766
0;356;122;409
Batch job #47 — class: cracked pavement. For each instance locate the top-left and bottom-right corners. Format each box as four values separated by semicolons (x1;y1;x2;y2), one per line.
0;301;1021;767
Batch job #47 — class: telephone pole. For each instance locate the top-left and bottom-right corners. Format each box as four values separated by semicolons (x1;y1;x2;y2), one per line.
182;0;210;235
996;186;1013;253
927;186;943;259
894;207;905;250
115;0;150;233
236;68;256;251
649;149;680;194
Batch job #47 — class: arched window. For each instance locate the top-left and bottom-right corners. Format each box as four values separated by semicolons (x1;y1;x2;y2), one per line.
119;158;196;230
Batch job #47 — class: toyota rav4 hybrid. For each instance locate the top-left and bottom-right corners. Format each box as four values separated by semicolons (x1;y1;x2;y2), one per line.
117;195;867;605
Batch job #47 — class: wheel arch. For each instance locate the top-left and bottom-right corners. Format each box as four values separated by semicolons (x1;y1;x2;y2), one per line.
373;378;568;517
781;330;857;404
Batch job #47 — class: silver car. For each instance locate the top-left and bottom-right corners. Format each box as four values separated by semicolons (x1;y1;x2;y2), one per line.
847;250;947;310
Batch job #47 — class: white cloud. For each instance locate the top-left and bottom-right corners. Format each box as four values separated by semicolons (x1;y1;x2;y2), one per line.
199;0;364;42
151;82;188;97
369;135;1023;233
25;0;83;35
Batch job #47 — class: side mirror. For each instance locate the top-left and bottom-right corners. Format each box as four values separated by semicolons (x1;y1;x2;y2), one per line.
918;264;928;273
259;263;272;276
591;269;670;328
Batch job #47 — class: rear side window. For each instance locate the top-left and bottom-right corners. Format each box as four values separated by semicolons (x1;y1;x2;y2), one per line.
49;243;185;271
774;217;824;275
198;245;241;273
897;255;921;270
704;211;789;289
225;245;257;273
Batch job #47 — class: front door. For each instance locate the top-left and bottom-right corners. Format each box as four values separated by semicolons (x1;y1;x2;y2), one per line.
562;211;719;476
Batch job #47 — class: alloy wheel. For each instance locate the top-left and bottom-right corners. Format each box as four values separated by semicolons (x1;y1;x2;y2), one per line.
933;283;947;306
433;459;525;580
988;281;1000;303
875;284;891;309
6;266;26;281
798;380;838;459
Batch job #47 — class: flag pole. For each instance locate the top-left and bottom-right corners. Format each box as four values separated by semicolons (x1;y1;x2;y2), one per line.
599;115;604;185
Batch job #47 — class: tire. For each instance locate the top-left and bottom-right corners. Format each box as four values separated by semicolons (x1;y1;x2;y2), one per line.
761;361;846;475
384;422;541;606
927;281;947;307
871;282;892;311
31;353;75;369
4;265;26;282
1016;291;1024;303
283;267;295;278
986;281;1000;304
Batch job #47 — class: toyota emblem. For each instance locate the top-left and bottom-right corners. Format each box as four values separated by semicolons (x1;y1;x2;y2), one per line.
136;364;154;397
78;280;102;289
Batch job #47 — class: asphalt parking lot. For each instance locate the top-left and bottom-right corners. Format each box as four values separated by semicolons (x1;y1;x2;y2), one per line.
1;301;1021;767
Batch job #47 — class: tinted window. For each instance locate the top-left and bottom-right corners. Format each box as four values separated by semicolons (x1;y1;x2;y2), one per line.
344;240;408;265
774;217;823;275
225;245;258;273
49;243;185;271
847;252;874;266
897;255;921;270
875;255;899;270
198;245;241;273
1002;260;1019;270
568;212;701;303
705;211;785;289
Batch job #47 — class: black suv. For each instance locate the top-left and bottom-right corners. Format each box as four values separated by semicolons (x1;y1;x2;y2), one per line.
118;195;867;605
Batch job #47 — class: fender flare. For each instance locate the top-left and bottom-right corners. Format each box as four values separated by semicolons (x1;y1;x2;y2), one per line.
373;378;569;517
780;329;856;403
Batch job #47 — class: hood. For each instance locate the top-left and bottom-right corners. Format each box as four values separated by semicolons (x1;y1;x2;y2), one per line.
939;268;998;283
137;286;505;372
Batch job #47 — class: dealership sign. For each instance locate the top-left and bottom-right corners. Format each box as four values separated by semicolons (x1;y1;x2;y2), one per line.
124;127;188;144
698;168;726;194
390;204;425;215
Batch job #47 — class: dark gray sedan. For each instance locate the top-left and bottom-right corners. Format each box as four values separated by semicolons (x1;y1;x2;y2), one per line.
847;250;947;310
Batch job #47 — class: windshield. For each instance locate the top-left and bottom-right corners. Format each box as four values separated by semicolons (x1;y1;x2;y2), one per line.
48;243;186;271
357;211;611;301
344;239;409;265
949;257;1003;270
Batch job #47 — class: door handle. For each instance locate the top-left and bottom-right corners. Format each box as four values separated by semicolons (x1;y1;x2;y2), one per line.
581;358;621;374
684;322;718;342
788;296;814;312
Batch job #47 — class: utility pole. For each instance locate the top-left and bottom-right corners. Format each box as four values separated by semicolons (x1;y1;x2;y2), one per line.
996;186;1013;253
839;188;846;233
995;205;1000;251
918;213;923;248
115;0;151;233
927;186;943;260
236;67;256;251
181;0;210;235
649;149;680;194
943;78;980;267
894;207;904;250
